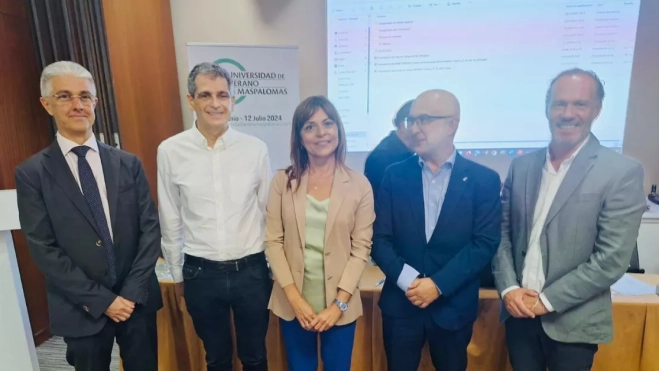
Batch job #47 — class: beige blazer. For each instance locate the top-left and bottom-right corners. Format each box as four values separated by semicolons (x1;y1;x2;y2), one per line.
265;166;375;325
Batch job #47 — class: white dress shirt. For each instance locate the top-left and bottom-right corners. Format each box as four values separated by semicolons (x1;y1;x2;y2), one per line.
56;132;113;240
158;126;271;283
502;137;589;311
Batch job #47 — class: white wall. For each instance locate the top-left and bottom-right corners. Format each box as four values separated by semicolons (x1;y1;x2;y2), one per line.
0;190;39;370
171;0;328;118
170;0;659;189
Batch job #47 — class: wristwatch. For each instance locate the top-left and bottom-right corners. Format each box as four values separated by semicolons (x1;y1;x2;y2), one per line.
333;299;348;312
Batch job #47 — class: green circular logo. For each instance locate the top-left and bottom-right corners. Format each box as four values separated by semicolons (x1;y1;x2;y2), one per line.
214;58;247;104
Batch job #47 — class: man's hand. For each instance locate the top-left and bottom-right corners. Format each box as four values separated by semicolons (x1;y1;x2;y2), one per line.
310;304;342;332
523;295;549;316
406;278;440;308
105;296;135;323
175;282;184;297
503;288;538;318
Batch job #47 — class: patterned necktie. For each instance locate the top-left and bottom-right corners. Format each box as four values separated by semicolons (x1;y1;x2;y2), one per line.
70;146;117;286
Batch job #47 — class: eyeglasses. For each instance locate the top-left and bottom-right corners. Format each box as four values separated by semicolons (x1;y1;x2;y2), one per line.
48;93;96;106
404;114;453;129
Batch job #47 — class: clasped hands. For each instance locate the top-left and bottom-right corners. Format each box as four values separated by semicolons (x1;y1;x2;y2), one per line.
406;277;441;308
105;296;135;323
291;297;342;332
503;288;548;318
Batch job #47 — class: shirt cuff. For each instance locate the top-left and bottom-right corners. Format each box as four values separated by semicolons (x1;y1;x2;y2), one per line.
539;293;555;312
500;285;521;299
397;264;419;291
169;265;183;283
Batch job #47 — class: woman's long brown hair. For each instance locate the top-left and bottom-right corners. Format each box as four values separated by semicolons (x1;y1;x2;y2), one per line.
286;96;347;191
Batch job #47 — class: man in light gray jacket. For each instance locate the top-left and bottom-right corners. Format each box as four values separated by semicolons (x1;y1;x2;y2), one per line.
492;68;646;371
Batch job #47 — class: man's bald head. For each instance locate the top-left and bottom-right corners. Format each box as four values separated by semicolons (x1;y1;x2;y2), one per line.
408;89;461;159
411;89;461;119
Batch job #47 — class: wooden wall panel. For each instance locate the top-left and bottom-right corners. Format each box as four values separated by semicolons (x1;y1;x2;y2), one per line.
0;0;26;17
102;0;183;197
0;6;52;346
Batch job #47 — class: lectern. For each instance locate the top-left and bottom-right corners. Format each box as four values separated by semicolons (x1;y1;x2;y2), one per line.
0;190;40;370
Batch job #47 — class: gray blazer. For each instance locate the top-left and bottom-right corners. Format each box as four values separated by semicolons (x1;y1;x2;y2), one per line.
492;135;646;344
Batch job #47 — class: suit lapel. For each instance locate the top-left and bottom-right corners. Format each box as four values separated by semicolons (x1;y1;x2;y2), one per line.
406;157;426;241
433;155;469;238
525;150;545;243
42;141;99;235
291;174;308;248
324;167;350;246
99;143;120;233
543;138;599;228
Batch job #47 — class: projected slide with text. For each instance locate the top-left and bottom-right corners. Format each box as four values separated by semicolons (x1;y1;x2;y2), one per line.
327;0;641;153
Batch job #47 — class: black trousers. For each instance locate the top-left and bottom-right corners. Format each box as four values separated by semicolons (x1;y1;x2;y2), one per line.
382;313;474;371
183;252;272;371
506;317;598;371
63;310;157;371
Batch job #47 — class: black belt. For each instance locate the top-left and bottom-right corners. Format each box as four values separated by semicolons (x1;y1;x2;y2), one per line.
184;252;265;272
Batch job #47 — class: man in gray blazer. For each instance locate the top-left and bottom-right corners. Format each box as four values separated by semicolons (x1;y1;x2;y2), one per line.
492;68;646;371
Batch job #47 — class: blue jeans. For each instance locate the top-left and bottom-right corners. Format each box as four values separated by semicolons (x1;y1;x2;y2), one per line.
280;318;356;371
183;253;272;371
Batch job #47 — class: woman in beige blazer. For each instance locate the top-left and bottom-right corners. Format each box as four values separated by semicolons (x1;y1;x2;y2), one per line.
265;96;375;370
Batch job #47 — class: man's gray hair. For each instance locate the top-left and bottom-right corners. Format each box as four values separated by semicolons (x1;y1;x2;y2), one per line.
40;61;96;97
187;62;232;97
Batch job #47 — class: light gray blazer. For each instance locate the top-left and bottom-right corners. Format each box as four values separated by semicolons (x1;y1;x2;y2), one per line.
492;135;646;344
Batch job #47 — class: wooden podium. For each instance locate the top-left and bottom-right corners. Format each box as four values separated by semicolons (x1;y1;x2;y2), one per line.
0;190;40;370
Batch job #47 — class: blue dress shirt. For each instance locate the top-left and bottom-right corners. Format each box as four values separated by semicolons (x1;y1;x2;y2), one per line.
396;150;456;292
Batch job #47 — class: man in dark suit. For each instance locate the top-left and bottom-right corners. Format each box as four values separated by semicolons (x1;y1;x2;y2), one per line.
15;61;162;371
371;89;502;371
364;99;414;201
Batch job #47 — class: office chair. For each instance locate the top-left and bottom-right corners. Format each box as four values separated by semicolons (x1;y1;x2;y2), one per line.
626;242;645;274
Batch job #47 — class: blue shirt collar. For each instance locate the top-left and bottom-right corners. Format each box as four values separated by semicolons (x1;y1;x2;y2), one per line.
418;148;457;172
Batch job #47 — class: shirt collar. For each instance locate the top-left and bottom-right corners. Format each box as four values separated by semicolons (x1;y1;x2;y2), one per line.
418;147;457;171
191;122;237;150
545;135;589;169
56;132;99;156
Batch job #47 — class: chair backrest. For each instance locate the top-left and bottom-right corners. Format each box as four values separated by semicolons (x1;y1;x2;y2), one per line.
480;263;496;288
630;242;640;270
627;242;645;274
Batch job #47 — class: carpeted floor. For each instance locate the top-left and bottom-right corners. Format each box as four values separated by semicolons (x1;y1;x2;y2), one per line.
36;336;119;371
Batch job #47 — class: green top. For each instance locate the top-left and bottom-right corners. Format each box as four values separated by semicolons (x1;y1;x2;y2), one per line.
302;195;329;313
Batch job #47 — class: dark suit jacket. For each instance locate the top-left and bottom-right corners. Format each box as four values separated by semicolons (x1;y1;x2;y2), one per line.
371;154;502;330
364;131;413;201
15;140;163;337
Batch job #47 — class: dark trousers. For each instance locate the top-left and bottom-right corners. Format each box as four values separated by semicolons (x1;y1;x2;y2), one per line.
183;252;272;371
382;313;473;371
280;318;356;371
64;311;157;371
505;317;598;371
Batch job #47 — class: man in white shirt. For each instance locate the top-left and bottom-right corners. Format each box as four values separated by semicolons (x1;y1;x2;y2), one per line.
493;68;646;371
158;63;272;371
